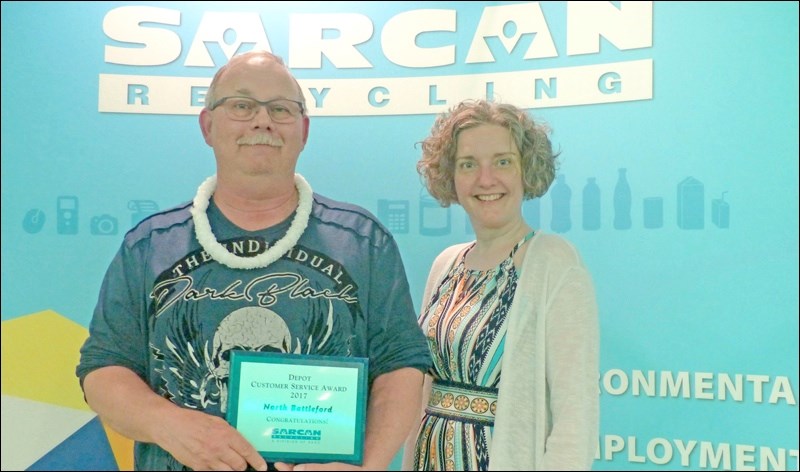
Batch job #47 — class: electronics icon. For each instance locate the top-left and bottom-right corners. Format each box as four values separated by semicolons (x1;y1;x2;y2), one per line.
90;214;119;235
419;191;450;236
56;196;79;234
129;199;160;227
22;208;46;234
377;199;410;234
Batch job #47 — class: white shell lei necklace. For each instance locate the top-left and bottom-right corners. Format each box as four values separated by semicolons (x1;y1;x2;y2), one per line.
190;173;313;270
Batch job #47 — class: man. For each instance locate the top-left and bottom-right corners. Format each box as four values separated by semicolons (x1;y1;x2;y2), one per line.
77;51;431;471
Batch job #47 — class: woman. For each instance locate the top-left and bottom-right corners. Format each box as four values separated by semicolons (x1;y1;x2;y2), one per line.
403;100;599;471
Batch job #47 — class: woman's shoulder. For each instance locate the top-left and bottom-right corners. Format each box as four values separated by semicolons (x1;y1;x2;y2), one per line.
528;231;586;266
440;241;472;257
429;241;471;273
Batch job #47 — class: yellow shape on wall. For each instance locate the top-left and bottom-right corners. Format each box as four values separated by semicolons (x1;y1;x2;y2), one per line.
2;310;135;470
103;420;135;471
1;310;90;411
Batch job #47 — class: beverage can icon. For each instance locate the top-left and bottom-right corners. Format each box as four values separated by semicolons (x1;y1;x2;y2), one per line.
712;192;730;228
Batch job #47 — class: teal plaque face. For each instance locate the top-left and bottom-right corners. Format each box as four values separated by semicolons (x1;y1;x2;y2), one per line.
226;351;368;465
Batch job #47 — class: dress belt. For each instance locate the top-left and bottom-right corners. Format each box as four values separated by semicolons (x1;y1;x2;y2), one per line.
426;379;498;426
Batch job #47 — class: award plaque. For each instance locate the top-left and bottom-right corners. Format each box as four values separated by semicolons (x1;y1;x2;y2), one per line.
226;351;368;465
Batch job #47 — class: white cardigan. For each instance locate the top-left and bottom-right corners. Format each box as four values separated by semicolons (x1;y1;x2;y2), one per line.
403;232;599;471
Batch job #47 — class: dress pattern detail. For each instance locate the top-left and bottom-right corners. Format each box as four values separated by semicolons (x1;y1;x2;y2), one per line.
413;231;534;471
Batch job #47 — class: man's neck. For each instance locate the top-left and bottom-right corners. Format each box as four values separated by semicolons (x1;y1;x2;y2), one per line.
212;178;298;231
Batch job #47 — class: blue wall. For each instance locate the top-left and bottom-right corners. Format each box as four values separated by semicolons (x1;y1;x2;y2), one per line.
2;2;798;470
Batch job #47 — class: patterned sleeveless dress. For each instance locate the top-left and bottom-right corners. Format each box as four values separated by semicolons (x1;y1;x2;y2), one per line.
412;231;534;471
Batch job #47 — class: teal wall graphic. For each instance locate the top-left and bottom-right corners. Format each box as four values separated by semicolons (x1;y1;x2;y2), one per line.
2;2;798;470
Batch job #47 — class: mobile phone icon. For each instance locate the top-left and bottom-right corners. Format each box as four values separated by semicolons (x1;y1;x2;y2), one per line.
57;195;79;234
419;191;450;236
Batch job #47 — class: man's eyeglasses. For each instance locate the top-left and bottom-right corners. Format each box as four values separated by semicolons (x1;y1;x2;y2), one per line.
209;97;305;123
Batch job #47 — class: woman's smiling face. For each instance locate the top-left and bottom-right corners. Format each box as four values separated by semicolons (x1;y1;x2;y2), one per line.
454;123;525;232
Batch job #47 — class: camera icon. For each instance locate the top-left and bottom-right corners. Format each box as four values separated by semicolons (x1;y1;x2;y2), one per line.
91;214;118;235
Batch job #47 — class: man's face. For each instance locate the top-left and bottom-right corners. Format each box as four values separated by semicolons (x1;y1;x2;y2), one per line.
199;56;310;180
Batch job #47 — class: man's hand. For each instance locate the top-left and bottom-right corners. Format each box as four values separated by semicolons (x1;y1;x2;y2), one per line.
274;461;365;471
156;407;268;471
83;367;267;471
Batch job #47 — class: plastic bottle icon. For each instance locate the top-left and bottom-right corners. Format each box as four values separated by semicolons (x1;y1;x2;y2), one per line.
613;168;632;230
582;177;601;230
550;174;571;233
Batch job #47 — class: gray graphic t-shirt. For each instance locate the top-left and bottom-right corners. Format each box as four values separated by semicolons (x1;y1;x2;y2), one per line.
77;193;431;470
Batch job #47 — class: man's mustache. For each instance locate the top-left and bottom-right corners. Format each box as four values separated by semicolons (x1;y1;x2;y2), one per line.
237;134;284;146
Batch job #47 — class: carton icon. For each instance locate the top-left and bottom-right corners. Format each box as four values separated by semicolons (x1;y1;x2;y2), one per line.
677;177;704;230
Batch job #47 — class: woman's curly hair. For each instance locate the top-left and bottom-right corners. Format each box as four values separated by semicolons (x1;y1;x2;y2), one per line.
418;99;560;207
